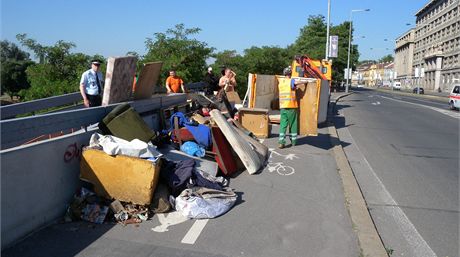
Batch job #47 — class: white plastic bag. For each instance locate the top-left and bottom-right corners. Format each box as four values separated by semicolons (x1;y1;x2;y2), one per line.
175;188;237;219
89;133;162;159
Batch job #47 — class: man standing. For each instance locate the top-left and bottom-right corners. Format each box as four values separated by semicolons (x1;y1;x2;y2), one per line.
165;70;185;93
80;59;104;107
278;67;302;149
203;67;218;95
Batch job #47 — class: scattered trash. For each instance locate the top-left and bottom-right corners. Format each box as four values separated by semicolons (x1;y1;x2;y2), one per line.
180;141;205;157
81;204;109;224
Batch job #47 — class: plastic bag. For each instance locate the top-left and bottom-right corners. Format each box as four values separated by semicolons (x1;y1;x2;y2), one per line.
180;141;205;157
175;187;237;219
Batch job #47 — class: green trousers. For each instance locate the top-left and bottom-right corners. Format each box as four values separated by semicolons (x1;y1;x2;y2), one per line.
279;108;298;145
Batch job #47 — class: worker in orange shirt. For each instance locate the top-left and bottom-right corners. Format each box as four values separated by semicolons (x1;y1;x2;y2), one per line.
165;70;185;93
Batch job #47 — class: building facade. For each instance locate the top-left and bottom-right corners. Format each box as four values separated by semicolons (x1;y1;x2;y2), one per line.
354;62;394;87
395;29;415;88
413;0;460;91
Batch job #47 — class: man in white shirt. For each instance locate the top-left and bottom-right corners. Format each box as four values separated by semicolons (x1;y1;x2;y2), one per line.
80;59;104;107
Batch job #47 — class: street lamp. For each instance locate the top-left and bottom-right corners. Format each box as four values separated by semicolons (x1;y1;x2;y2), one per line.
345;8;370;93
325;0;331;60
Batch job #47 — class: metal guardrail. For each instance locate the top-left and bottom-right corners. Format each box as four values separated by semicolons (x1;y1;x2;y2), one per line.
0;92;82;120
0;94;187;150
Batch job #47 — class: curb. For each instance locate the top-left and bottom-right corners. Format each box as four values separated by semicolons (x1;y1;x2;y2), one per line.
328;94;389;257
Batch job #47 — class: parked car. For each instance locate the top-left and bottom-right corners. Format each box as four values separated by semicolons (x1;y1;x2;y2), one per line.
412;87;424;94
392;82;401;90
357;84;364;88
449;84;460;110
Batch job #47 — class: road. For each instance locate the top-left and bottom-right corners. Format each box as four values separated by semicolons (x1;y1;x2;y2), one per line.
334;88;459;257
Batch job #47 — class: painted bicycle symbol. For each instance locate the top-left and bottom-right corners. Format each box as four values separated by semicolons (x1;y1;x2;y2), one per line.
266;149;297;176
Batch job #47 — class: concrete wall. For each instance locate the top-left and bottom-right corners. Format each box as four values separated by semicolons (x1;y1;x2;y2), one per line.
1;129;95;249
0;94;187;249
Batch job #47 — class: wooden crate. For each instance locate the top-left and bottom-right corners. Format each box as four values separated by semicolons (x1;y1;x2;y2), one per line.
238;108;270;138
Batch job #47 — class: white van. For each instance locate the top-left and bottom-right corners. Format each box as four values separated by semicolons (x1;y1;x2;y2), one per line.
392;82;401;90
449;84;460;110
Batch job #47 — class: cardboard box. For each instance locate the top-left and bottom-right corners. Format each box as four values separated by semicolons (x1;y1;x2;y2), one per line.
238;108;270;138
80;149;161;205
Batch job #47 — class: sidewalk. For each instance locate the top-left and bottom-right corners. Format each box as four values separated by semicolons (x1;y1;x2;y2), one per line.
3;126;360;257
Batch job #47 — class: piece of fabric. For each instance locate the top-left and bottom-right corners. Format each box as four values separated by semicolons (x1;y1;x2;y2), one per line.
160;159;195;196
278;77;298;109
80;69;104;95
166;76;184;93
170;112;211;148
180;141;205;157
189;169;223;191
89;133;162;159
175;187;237;219
279;108;298;145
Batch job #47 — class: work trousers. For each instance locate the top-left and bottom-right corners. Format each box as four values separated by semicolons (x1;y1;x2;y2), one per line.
279;108;298;145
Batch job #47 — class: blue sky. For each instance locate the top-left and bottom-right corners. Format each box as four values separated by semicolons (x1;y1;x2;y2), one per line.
1;0;426;61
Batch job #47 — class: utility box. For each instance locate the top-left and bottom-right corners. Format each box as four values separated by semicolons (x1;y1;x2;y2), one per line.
80;149;161;205
238;108;270;138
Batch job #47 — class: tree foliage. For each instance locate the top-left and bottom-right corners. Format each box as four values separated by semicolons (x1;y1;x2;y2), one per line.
379;54;394;63
143;24;214;86
1;40;34;96
15;34;103;101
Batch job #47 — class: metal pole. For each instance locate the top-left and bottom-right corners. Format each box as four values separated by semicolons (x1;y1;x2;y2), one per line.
346;11;353;93
325;0;331;60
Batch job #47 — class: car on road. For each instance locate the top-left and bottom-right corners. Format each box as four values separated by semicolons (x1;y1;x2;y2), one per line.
357;84;364;89
412;87;424;94
392;82;401;90
449;84;460;110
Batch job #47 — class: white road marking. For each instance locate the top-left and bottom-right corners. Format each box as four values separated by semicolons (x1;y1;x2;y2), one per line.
371;101;381;105
181;219;209;244
341;127;438;257
151;212;189;232
379;95;460;119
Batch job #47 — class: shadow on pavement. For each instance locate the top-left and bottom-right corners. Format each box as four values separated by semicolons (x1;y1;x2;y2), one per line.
2;222;115;257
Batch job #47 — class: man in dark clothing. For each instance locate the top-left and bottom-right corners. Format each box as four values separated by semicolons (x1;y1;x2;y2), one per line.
203;67;218;95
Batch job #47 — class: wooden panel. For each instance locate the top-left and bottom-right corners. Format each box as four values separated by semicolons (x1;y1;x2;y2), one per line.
254;75;277;109
297;80;320;136
134;62;163;100
102;56;137;105
238;108;269;138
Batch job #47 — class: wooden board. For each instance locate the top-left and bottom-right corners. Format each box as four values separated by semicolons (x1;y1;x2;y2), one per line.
102;56;137;106
238;108;269;138
134;62;163;100
226;91;241;104
253;75;277;109
297;80;320;136
210;109;261;175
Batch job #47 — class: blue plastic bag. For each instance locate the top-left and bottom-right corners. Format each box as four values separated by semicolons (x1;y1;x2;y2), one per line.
180;141;205;157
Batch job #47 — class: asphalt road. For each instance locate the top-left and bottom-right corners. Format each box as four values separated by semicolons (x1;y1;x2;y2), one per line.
3;126;359;257
335;89;459;257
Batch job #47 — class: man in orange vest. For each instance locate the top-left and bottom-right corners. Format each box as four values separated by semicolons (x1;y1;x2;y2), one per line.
278;67;303;149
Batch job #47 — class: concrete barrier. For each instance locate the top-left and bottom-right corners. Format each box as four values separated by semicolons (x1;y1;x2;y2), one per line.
0;94;187;249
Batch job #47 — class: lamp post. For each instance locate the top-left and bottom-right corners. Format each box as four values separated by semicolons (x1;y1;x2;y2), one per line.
345;8;370;93
325;0;331;60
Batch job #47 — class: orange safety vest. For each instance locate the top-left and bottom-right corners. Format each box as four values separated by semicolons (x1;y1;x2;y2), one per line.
278;77;298;109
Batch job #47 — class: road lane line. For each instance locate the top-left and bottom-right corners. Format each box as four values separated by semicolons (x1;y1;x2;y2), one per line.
341;126;438;257
181;219;209;244
378;95;460;119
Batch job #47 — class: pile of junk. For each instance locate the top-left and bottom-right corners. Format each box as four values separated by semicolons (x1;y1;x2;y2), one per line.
65;92;270;226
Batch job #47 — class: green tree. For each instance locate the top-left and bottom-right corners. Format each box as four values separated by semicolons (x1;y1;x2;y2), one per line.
143;24;214;86
379;54;394;63
0;40;34;96
16;34;102;101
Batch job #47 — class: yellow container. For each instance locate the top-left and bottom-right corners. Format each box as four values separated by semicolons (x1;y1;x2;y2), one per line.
80;149;161;205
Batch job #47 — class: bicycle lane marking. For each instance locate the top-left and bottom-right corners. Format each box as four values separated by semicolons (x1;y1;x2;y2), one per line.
267;149;297;176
